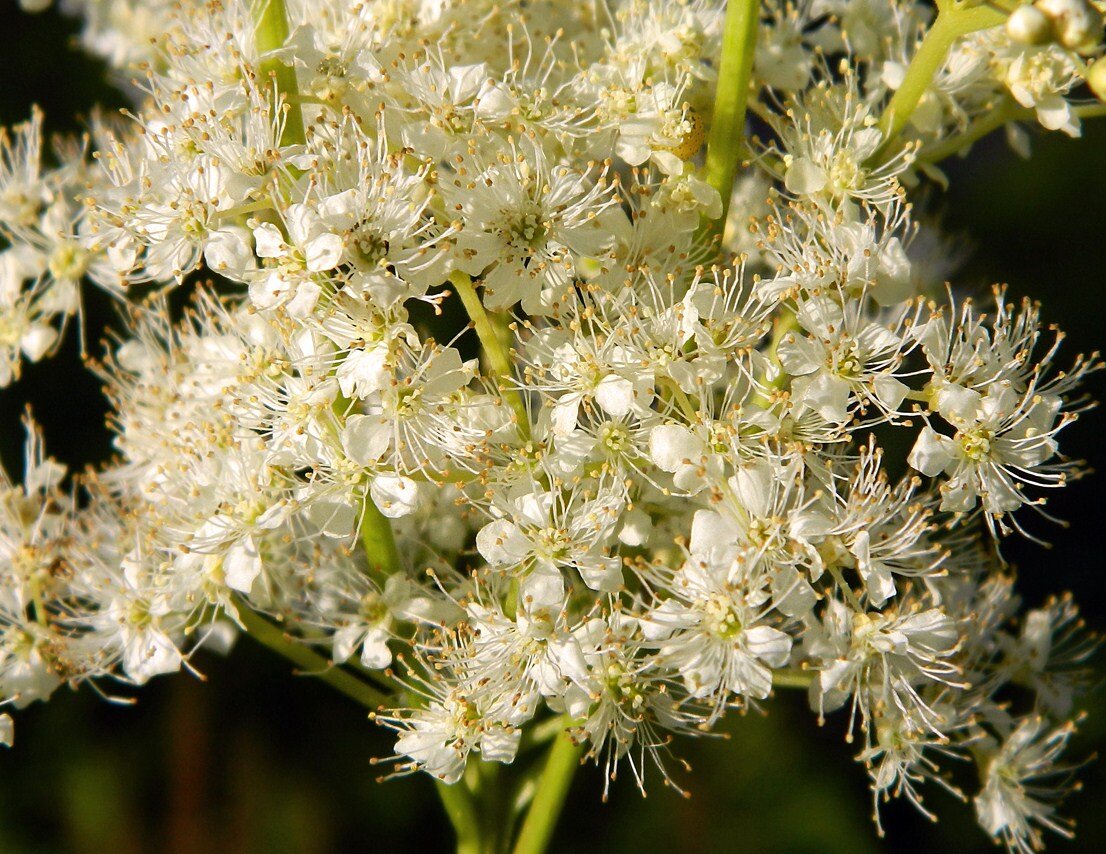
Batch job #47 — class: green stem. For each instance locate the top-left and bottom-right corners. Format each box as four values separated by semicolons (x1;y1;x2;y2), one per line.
751;307;797;408
916;100;1106;166
827;564;864;612
916;100;1018;164
451;272;531;440
436;778;483;854
477;763;508;853
233;598;391;709
252;0;305;147
211;197;279;224
517;715;571;754
659;376;700;422
874;3;1006;159
511;731;582;854
703;0;761;225
330;385;402;586
360;494;403;581
1075;103;1106;121
772;668;815;690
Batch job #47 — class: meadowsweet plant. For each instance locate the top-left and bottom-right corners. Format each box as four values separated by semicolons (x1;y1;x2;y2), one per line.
3;0;1105;850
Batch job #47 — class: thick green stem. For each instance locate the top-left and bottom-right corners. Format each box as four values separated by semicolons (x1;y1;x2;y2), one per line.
234;598;390;709
477;763;508;853
511;731;582;854
436;778;483;854
703;0;760;225
873;3;1006;159
252;0;305;147
451;272;531;440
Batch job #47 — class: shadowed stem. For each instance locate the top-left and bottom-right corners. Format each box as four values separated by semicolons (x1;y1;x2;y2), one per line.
233;597;391;709
436;778;483;854
511;730;583;854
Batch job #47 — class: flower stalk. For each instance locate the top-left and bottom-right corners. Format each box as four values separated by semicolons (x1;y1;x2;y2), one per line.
511;730;582;854
703;0;761;224
252;0;305;147
874;2;1007;158
451;272;531;440
360;494;402;581
234;599;391;709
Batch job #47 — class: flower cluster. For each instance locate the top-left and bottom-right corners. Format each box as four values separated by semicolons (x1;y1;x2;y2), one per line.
3;1;1104;851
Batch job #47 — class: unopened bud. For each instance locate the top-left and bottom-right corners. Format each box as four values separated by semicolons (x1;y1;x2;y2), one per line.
1007;5;1053;44
1036;0;1084;19
1087;56;1106;101
1058;7;1103;52
1035;0;1104;54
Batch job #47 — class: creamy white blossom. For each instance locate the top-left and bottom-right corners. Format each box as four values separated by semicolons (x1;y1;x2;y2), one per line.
1;0;1103;850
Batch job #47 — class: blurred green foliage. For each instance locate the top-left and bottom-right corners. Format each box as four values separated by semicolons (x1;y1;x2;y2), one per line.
1;6;1105;852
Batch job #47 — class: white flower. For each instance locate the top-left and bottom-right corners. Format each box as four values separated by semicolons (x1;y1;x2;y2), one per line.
1003;45;1082;136
332;575;436;669
250;203;343;315
643;560;792;704
0;1;1100;845
908;381;1068;518
974;717;1080;854
476;481;624;593
773;84;911;209
445;143;617;314
808;601;962;733
388;681;522;783
778;295;910;423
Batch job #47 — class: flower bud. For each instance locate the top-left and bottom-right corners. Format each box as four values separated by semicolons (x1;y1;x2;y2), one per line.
1007;5;1053;44
1036;0;1084;19
1087;56;1106;101
1035;0;1104;54
1057;7;1103;52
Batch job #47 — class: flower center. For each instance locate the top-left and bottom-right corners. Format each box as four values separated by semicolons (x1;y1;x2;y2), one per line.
959;428;994;462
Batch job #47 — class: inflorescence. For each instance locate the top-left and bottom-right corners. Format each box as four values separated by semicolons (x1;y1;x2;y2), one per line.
3;1;1105;850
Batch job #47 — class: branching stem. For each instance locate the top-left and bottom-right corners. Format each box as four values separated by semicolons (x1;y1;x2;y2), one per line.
233;598;391;709
873;3;1007;160
451;272;531;440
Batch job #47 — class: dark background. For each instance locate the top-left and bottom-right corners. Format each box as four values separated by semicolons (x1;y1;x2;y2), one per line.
2;4;1105;852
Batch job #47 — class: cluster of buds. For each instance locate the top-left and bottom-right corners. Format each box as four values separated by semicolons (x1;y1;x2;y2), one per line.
1;1;1103;852
1006;0;1104;54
